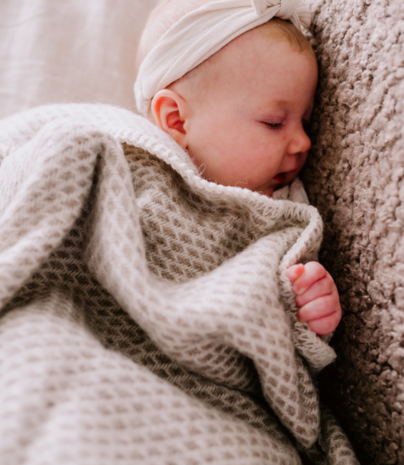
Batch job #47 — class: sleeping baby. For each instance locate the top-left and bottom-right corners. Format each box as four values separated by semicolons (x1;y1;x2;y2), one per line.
0;0;362;463
135;0;341;336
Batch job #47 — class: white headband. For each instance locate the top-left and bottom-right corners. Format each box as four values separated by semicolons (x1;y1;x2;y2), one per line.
135;0;312;116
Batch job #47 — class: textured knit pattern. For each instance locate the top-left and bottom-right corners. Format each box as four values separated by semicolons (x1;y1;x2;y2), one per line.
302;1;404;464
0;104;357;465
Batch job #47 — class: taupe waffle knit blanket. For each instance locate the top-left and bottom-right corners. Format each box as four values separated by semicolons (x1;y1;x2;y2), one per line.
0;104;358;465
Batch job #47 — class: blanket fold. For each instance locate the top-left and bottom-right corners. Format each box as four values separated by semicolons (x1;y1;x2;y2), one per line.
0;104;358;465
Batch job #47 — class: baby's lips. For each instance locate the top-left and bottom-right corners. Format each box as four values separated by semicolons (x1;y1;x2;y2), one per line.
272;173;285;183
273;168;298;184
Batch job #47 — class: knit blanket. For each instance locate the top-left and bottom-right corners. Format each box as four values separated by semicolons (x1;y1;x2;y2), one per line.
0;104;358;465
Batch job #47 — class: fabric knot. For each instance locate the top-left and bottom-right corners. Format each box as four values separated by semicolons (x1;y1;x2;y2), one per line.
277;0;299;19
251;0;298;19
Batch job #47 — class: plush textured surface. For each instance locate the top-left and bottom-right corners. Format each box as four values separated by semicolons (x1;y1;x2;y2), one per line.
303;0;404;463
0;104;359;464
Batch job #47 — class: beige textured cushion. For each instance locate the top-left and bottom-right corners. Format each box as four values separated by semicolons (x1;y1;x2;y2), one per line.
303;0;404;464
0;0;159;119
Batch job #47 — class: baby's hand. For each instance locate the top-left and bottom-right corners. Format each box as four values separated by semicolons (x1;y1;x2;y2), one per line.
286;262;341;335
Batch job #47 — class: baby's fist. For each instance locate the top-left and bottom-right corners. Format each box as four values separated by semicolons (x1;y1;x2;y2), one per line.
286;262;341;335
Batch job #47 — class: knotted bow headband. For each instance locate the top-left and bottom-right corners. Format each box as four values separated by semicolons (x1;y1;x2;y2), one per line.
135;0;311;116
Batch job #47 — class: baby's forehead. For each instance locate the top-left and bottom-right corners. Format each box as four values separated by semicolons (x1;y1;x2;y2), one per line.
180;31;317;107
165;25;317;111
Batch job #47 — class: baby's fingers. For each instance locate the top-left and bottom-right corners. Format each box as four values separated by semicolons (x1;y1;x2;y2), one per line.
291;261;327;295
307;312;341;335
298;294;337;322
295;276;333;307
298;294;341;335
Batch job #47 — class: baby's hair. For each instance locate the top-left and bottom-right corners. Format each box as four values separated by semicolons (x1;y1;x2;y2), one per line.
257;18;314;55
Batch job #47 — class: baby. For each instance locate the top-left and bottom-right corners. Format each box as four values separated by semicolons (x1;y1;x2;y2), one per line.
136;0;341;336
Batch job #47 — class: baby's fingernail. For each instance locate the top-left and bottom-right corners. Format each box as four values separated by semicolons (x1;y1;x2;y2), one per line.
293;286;307;295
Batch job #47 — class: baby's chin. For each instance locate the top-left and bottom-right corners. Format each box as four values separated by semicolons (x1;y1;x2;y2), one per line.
254;174;299;197
253;180;285;197
253;185;276;198
202;172;295;198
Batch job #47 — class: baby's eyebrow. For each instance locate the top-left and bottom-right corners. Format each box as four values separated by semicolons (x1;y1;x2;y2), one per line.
258;99;292;111
270;99;290;106
259;99;290;108
260;99;314;113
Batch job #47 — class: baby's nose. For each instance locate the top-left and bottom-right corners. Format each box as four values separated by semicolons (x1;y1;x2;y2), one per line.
289;127;311;155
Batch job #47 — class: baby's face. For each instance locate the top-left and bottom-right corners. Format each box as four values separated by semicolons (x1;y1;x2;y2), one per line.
180;30;318;197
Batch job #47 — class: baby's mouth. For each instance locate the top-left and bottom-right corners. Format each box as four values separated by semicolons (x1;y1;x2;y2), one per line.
273;169;297;184
273;173;286;183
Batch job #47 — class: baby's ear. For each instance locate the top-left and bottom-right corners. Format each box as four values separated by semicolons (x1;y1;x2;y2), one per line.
151;89;188;149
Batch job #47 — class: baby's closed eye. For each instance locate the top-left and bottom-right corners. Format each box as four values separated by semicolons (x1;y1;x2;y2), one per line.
263;122;283;130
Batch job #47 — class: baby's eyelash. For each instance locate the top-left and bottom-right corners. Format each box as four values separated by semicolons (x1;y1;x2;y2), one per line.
264;122;283;129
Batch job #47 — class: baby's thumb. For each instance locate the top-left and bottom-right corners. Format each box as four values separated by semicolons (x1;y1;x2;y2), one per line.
286;263;305;283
